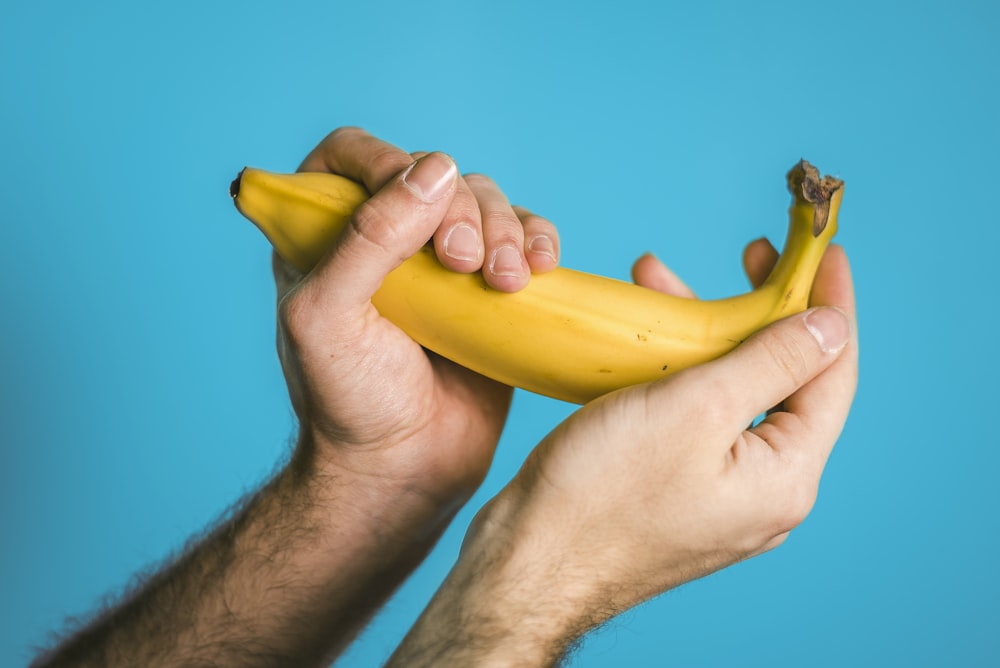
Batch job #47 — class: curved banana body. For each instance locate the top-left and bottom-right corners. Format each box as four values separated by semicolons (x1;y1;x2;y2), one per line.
231;162;843;404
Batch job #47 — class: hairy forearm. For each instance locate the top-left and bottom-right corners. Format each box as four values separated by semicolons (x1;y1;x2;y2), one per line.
385;494;610;668
34;444;455;668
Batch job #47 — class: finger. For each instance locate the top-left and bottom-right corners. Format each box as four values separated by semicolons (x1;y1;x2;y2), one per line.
299;128;491;276
759;245;858;463
742;238;782;419
300;152;459;313
693;304;852;436
415;152;490;273
464;173;529;292
630;253;697;298
743;237;779;289
297;126;412;194
514;206;560;273
432;174;486;273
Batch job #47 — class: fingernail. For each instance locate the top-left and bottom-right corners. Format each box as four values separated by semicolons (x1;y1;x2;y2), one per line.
402;153;457;202
444;223;482;262
489;245;524;277
527;234;556;261
804;307;850;354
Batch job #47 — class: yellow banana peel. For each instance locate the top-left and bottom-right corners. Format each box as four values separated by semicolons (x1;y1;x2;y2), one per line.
231;160;843;404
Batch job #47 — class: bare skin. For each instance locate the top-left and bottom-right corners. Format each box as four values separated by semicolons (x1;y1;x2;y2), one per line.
386;245;857;667
33;128;857;668
32;129;563;667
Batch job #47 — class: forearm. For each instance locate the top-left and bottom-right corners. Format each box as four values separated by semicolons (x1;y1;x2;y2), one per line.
34;441;456;668
385;493;608;668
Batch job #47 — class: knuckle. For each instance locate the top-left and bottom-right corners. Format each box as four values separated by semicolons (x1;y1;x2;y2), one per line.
758;328;812;388
324;125;367;147
758;532;790;555
369;146;412;181
330;124;362;137
350;198;402;254
769;532;790;549
520;212;554;232
479;207;522;238
442;199;483;229
277;286;315;345
774;476;818;532
482;205;522;231
517;210;544;225
510;204;534;219
462;172;496;189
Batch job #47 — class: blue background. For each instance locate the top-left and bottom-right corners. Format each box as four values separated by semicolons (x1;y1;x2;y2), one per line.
3;0;998;665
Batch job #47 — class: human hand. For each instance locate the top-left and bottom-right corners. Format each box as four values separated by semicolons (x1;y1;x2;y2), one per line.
31;132;567;668
501;240;855;628
387;242;857;666
274;127;561;528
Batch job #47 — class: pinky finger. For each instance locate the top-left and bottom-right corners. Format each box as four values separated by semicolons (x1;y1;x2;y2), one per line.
513;206;560;273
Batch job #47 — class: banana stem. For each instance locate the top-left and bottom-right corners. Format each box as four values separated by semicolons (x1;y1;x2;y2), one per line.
761;161;844;317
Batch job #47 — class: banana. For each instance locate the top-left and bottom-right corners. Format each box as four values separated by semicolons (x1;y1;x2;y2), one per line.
230;161;843;404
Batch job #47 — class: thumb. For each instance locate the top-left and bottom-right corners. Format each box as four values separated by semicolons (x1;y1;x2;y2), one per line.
700;307;852;431
305;151;459;311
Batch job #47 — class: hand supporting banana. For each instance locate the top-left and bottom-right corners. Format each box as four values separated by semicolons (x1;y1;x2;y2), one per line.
230;160;843;404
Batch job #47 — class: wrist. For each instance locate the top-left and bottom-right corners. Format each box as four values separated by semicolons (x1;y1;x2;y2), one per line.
463;488;617;636
388;489;611;667
289;428;465;557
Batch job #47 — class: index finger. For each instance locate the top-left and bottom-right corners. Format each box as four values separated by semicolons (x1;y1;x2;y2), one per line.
298;126;413;194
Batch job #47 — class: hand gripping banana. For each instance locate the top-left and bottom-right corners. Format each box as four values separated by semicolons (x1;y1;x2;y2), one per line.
230;161;843;404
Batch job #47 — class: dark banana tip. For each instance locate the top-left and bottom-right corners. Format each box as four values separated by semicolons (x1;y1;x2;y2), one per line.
787;160;844;237
230;168;246;199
